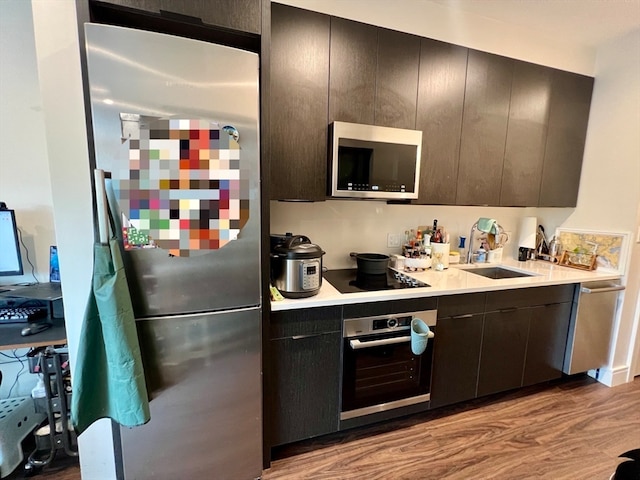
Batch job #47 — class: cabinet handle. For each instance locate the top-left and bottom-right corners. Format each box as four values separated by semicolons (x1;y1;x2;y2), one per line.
291;334;323;340
499;307;518;313
580;285;625;294
450;314;474;319
349;332;434;350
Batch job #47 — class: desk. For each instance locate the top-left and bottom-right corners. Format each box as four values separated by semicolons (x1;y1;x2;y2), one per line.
0;283;66;350
0;317;67;350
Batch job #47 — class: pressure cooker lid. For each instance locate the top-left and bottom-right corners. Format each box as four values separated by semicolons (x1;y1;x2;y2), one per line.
273;235;325;259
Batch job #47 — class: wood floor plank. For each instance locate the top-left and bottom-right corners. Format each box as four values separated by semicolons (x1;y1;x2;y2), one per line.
6;375;638;479
265;375;640;480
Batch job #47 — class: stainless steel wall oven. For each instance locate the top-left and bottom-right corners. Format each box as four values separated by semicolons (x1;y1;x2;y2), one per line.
341;310;437;421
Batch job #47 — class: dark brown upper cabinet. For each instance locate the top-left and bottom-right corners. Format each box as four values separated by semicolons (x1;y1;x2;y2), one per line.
374;29;421;129
500;62;553;206
328;17;377;125
92;0;261;34
91;0;161;13
329;19;420;130
160;0;261;34
457;50;514;206
415;39;468;205
538;70;594;207
270;4;330;201
269;4;594;206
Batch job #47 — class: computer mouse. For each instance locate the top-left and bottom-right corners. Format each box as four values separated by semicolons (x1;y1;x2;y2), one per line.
20;323;52;336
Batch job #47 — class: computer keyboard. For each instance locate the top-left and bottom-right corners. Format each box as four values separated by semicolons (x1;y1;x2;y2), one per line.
0;307;47;324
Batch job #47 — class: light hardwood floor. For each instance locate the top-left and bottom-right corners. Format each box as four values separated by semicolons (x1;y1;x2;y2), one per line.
7;375;638;479
263;375;640;480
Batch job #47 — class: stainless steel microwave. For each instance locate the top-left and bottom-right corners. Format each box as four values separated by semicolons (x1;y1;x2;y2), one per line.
329;121;422;200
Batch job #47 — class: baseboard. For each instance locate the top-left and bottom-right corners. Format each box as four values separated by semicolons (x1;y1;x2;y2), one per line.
588;365;629;387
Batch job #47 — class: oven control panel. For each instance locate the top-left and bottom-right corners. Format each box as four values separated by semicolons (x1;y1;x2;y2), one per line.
372;315;412;331
344;310;438;338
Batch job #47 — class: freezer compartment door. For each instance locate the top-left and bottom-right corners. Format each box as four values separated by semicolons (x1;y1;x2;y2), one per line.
120;308;262;480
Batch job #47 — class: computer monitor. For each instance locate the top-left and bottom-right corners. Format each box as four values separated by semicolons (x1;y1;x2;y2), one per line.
0;209;24;276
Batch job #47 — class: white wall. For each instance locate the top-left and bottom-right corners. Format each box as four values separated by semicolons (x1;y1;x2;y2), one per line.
29;1;119;478
0;0;55;401
271;1;640;384
0;0;55;286
271;202;572;269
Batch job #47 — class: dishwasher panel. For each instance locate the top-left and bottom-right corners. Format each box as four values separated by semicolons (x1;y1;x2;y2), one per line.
563;281;625;374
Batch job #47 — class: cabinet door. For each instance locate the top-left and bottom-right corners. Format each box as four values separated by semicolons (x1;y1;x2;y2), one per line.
430;313;484;408
500;62;552;206
96;0;261;34
457;50;513;206
539;70;594;207
159;0;260;34
94;0;160;13
269;331;341;446
477;308;530;397
523;303;571;386
270;4;330;201
328;17;377;125
415;39;468;205
374;28;421;129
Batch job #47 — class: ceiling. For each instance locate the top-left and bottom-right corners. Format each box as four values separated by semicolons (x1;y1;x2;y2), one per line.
426;0;640;50
424;0;640;48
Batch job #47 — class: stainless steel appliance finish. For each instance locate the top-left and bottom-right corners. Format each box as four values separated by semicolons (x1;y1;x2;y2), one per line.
341;310;437;420
121;309;261;480
85;24;262;479
563;281;625;375
329;121;422;200
270;235;324;298
272;258;321;296
86;24;261;318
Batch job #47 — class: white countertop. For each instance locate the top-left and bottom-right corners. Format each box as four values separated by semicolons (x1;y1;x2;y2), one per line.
271;258;622;311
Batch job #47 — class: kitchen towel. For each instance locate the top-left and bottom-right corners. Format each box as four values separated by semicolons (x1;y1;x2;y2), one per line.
71;172;150;435
477;217;499;234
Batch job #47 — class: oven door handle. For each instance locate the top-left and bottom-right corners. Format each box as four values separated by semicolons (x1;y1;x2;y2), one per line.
349;331;434;350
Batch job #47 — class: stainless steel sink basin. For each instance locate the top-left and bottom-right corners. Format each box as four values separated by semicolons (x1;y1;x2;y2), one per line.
464;267;535;279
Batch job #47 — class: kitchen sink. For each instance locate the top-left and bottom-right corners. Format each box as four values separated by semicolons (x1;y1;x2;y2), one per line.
464;267;536;279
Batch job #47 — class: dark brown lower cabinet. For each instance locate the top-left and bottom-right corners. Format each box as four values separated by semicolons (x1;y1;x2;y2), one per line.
523;302;572;386
477;308;531;397
430;312;484;408
430;293;486;408
268;307;341;447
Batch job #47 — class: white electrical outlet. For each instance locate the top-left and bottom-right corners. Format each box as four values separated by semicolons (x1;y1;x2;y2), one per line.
387;233;402;248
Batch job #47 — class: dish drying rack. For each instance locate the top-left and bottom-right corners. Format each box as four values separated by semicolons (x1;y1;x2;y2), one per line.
468;221;509;263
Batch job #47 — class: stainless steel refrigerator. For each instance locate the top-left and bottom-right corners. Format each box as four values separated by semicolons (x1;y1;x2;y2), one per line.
84;24;262;479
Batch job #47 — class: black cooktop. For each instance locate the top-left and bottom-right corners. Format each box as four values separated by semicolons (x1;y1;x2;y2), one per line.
323;269;430;294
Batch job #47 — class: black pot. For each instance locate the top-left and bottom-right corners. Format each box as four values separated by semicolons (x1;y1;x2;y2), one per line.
350;252;390;275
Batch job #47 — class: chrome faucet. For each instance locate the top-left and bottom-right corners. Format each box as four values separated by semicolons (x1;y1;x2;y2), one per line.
467;222;479;264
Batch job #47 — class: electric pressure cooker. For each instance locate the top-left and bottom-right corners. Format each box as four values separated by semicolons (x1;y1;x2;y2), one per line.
270;234;325;298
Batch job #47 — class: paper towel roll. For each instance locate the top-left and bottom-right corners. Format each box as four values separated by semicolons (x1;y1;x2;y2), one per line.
518;216;537;249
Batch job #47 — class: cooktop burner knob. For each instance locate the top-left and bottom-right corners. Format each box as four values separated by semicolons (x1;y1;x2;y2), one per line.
387;318;398;328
